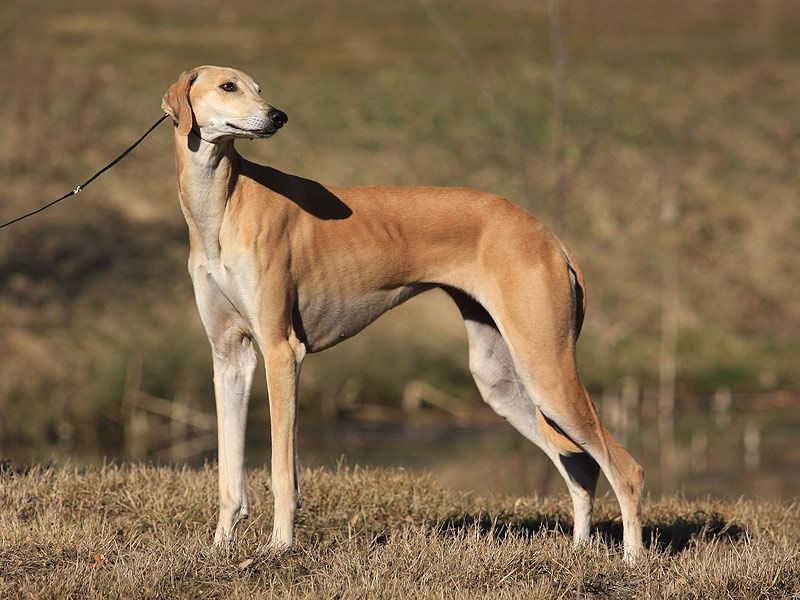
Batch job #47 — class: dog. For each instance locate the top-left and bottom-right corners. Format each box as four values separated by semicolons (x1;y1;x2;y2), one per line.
161;65;644;561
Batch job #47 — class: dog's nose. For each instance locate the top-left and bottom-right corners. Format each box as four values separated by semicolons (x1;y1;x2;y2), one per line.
267;108;288;128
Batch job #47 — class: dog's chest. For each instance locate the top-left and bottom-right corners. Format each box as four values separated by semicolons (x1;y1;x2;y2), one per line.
204;256;260;320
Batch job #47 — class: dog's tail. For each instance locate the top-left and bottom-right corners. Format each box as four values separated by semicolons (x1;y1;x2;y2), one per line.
562;243;586;340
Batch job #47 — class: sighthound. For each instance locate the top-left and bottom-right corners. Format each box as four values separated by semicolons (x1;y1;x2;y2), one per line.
161;66;645;561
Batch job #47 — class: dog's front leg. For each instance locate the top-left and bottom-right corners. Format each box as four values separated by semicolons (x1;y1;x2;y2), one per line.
192;271;258;548
264;337;305;551
210;332;258;546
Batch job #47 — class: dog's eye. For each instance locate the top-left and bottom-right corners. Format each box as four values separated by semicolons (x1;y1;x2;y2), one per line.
219;82;237;92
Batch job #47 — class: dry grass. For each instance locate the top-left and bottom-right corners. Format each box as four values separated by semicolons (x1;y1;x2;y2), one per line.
1;464;798;598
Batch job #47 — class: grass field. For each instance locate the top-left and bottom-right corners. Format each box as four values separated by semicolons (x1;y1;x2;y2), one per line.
1;464;798;598
1;0;799;458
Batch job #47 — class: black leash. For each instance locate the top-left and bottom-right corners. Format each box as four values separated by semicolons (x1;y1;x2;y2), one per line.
0;114;169;230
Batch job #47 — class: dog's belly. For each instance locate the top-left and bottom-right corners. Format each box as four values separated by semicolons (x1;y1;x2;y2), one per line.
293;284;429;352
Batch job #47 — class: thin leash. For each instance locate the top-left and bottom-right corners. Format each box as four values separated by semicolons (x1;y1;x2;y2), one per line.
0;114;169;230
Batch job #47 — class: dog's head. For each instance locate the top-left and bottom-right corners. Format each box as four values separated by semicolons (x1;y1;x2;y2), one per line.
161;66;287;142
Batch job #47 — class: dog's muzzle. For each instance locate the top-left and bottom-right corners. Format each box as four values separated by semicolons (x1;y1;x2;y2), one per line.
267;108;288;129
226;107;288;138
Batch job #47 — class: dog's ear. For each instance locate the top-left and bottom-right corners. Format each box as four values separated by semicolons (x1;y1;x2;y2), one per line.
161;70;198;136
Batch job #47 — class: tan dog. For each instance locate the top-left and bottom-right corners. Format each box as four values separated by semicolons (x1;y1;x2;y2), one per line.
161;66;644;561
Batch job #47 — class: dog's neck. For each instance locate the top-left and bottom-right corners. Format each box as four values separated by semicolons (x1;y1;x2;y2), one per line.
172;128;237;261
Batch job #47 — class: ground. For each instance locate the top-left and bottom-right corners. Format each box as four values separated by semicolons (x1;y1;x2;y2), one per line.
1;464;798;598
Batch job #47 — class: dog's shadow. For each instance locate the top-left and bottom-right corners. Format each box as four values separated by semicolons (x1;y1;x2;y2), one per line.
235;159;353;221
435;510;746;555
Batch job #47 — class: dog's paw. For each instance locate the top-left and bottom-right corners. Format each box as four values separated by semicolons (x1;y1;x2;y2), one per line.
623;545;644;566
256;538;293;557
213;526;231;547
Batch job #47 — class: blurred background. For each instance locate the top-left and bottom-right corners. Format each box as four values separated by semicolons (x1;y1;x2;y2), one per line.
1;0;798;499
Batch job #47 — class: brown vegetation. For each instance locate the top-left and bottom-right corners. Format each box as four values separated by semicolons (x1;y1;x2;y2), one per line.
2;464;798;598
0;1;798;492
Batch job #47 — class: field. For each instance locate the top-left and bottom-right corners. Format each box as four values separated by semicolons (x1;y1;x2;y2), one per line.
1;0;799;460
1;2;799;595
1;464;798;598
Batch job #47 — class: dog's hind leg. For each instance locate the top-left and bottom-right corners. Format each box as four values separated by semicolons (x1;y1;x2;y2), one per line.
448;290;600;545
480;250;644;561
